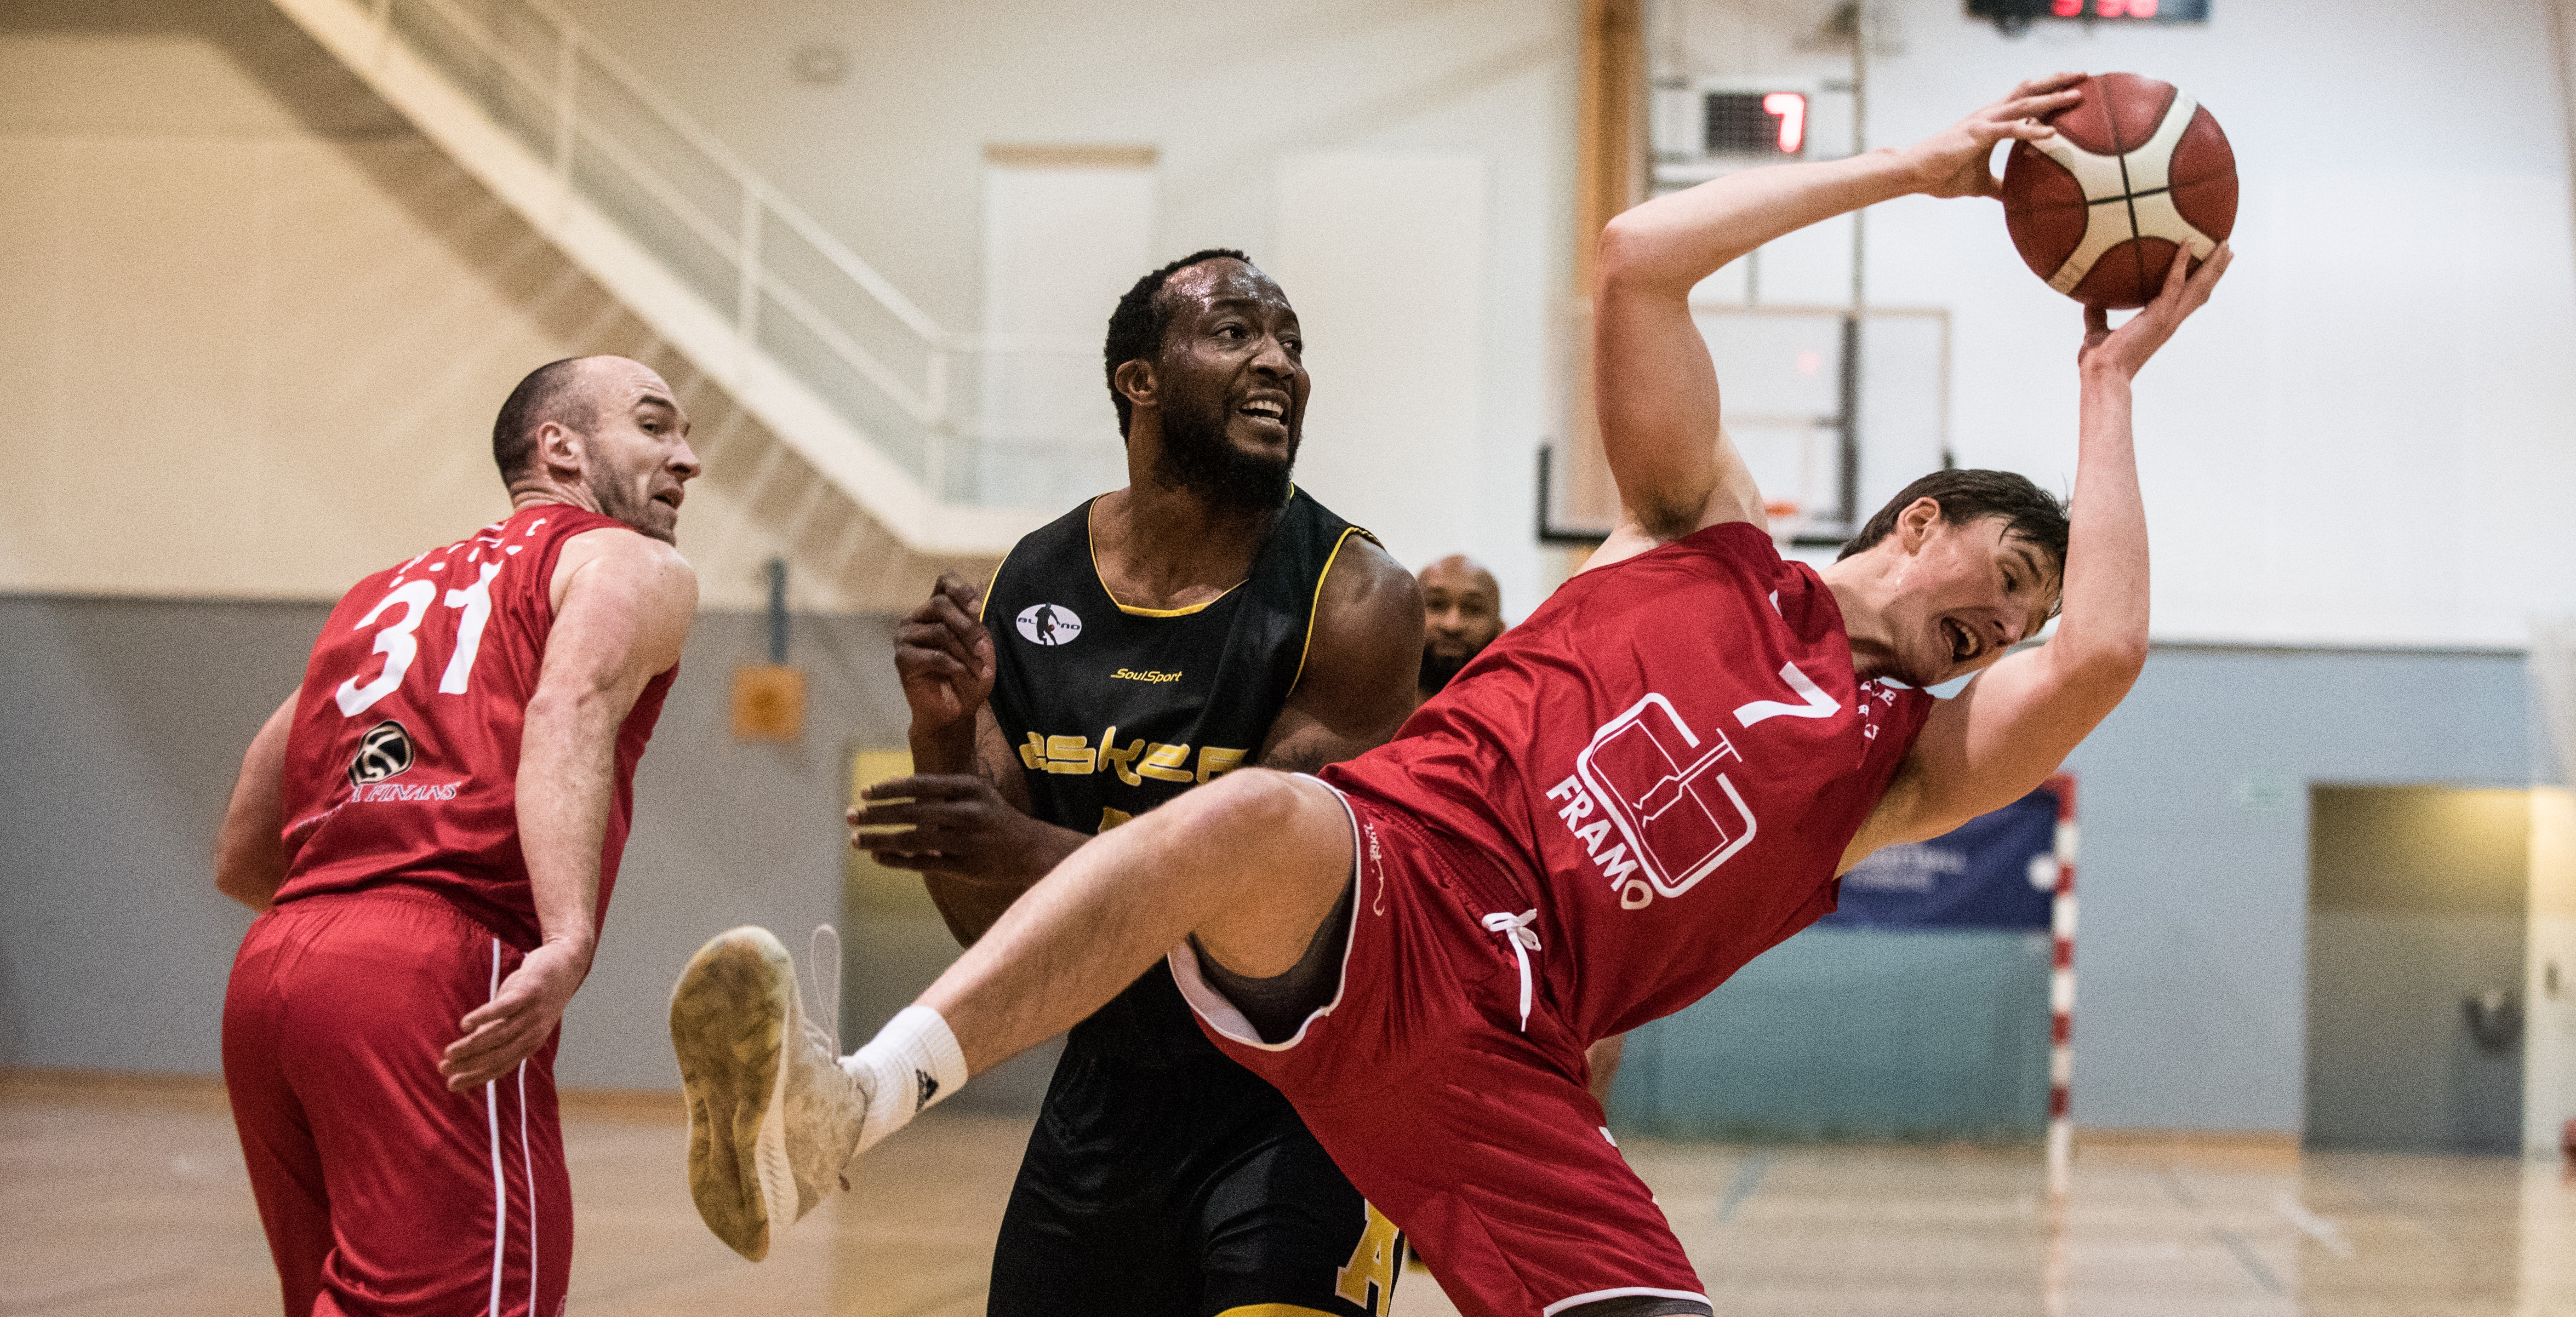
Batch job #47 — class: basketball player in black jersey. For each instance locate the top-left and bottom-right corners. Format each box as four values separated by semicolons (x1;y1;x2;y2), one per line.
852;250;1423;1317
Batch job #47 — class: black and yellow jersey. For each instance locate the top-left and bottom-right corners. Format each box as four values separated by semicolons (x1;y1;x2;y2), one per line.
983;485;1370;837
981;485;1372;1064
978;484;1405;1316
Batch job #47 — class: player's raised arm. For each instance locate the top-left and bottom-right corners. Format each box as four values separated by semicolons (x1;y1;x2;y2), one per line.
1587;75;2085;569
1255;533;1422;775
439;527;696;1091
213;694;299;912
1850;243;2230;860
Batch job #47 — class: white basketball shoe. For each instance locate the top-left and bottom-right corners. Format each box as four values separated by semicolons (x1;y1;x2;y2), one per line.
668;925;863;1261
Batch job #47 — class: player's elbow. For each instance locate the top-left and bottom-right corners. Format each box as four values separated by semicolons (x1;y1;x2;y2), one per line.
2053;629;2148;702
1593;213;1682;299
2109;632;2150;679
212;840;279;911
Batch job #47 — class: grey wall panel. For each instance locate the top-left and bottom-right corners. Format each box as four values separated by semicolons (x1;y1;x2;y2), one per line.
2059;647;2528;1133
2305;786;2529;1152
0;595;322;1073
2306;910;2526;1151
0;594;921;1093
0;600;2536;1134
559;609;903;1090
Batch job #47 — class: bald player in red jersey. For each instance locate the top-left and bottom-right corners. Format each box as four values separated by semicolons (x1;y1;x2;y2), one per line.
215;356;699;1317
670;76;2230;1315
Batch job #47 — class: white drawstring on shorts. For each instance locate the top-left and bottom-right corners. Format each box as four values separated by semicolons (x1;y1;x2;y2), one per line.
1481;909;1540;1032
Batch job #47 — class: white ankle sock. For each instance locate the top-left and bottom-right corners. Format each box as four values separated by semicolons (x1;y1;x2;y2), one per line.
838;1005;968;1155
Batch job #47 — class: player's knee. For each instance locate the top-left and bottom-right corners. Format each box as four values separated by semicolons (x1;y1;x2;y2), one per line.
1179;766;1308;836
1199;769;1350;862
1173;769;1347;912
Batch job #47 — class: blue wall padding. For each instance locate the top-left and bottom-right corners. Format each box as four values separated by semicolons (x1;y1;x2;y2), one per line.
1608;927;2053;1143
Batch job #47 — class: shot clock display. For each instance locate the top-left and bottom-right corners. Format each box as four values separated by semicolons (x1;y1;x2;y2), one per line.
1704;90;1807;158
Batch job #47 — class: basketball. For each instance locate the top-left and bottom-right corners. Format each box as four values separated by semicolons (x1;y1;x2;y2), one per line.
2000;72;2237;309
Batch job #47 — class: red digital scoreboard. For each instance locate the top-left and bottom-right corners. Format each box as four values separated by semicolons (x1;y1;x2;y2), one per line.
1969;0;2208;26
1703;90;1808;158
2053;0;2189;15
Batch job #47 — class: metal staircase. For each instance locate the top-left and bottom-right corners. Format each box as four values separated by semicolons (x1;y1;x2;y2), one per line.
268;0;1071;556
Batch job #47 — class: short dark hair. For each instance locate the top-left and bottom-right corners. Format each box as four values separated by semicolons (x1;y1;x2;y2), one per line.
1103;248;1250;438
1837;468;2070;580
491;357;596;484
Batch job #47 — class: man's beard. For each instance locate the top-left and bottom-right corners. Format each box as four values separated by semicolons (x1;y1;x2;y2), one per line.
1155;399;1294;514
590;467;679;545
1419;644;1472;696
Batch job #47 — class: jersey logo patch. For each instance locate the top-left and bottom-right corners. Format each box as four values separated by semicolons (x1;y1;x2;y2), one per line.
349;719;416;786
1014;603;1082;647
1553;692;1757;908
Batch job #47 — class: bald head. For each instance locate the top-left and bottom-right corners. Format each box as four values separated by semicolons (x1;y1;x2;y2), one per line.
1420;555;1498;608
490;355;699;543
1418;554;1503;697
492;356;615;485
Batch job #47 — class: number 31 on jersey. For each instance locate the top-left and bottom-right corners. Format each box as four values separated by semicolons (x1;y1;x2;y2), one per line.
334;561;502;717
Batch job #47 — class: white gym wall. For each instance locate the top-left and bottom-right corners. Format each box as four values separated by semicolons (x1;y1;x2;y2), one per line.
0;7;961;612
1272;153;1488;572
546;0;1580;622
532;0;2576;644
974;147;1156;511
1663;0;2576;648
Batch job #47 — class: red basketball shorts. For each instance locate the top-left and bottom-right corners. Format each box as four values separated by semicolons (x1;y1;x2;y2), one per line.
1169;781;1707;1317
222;889;569;1317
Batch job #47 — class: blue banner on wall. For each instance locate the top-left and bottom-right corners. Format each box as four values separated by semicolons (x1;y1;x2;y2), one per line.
1821;785;2061;930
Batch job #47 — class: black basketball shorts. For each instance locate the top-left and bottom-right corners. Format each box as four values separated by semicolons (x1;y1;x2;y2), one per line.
985;1052;1403;1317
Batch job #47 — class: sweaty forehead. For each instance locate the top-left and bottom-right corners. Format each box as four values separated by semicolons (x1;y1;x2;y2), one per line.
1164;260;1290;320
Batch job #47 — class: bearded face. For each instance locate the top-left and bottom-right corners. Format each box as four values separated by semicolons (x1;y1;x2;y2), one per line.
1133;259;1307;515
1153;385;1296;513
1418;644;1472;696
574;367;693;545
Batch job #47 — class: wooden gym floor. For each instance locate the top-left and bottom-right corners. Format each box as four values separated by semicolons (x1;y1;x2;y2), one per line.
4;1072;2569;1316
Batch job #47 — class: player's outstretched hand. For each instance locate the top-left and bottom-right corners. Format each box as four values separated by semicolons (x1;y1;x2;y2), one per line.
895;573;995;734
2078;242;2232;381
439;937;591;1092
1901;73;2086;200
849;774;1082;887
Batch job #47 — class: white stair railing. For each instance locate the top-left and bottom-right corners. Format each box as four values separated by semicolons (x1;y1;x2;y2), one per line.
270;0;1092;555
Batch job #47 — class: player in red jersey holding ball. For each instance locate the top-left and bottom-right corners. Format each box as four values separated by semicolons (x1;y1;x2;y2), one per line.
216;356;699;1317
672;76;2229;1315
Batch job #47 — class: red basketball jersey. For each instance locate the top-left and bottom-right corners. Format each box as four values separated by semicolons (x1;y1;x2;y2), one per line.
272;505;677;947
1323;522;1934;1042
